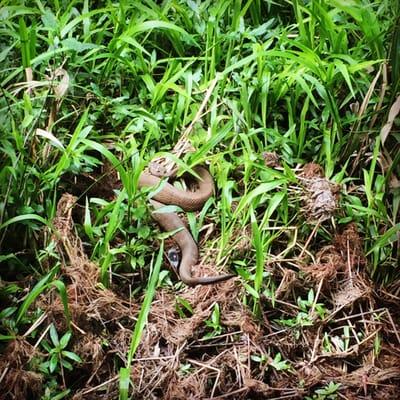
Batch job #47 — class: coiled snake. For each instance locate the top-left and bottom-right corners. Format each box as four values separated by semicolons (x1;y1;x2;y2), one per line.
138;166;234;286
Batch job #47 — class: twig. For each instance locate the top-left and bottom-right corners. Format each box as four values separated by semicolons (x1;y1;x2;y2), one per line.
385;309;400;346
33;323;51;350
0;366;8;385
299;220;320;258
23;312;47;337
347;238;353;285
331;308;386;323
188;358;222;398
81;375;119;395
181;75;220;141
208;386;248;399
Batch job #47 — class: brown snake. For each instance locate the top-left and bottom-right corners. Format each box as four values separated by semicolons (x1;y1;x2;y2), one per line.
138;166;234;286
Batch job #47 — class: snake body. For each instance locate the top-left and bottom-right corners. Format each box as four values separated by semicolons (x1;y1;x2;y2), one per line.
138;166;234;286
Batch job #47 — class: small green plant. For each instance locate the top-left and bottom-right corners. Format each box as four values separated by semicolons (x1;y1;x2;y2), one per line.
374;332;382;357
204;303;223;338
298;289;327;319
175;296;194;319
276;289;327;330
305;381;341;400
39;324;82;375
269;352;291;371
41;386;71;400
251;352;291;372
179;362;194;375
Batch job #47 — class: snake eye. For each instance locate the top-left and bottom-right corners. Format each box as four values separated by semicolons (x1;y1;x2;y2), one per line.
167;248;180;271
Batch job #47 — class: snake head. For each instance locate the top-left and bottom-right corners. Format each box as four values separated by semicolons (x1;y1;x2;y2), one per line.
167;247;180;273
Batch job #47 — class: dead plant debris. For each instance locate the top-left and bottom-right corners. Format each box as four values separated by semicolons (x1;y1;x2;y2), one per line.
262;151;281;168
2;191;400;400
299;162;340;222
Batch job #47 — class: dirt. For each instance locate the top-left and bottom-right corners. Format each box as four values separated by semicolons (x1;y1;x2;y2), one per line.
1;163;400;400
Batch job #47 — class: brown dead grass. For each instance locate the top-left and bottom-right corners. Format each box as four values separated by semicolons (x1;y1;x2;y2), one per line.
0;339;43;400
299;162;340;222
2;165;400;399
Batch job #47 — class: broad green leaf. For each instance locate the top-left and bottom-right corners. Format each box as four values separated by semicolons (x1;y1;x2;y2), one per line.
62;350;82;363
0;214;48;230
119;367;130;400
126;242;163;366
59;332;72;349
49;324;59;347
49;353;58;373
16;268;57;324
236;180;285;214
51;280;71;328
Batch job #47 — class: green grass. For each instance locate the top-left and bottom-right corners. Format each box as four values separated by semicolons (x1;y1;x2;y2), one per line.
1;0;399;398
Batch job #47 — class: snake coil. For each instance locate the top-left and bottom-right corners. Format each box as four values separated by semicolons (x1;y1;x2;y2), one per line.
138;166;234;286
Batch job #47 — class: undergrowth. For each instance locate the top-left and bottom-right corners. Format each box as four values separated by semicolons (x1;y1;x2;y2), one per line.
1;0;399;399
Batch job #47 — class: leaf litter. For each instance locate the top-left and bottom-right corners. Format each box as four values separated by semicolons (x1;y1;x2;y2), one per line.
1;162;400;400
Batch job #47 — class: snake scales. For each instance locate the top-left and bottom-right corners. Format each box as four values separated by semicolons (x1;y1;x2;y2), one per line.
138;166;234;286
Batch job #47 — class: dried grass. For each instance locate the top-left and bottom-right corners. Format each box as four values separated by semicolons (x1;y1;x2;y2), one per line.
3;191;400;399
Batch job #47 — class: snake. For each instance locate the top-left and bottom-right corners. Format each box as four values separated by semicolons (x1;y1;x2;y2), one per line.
138;166;234;286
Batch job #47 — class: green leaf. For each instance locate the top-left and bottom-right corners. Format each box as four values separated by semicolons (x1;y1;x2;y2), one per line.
175;297;193;316
0;214;48;230
41;9;58;30
59;332;72;349
123;20;192;40
18;17;30;67
16;268;57;324
61;358;73;370
0;306;17;319
41;339;52;353
335;60;354;97
49;353;58;373
119;367;131;400
51;280;71;328
81;139;129;190
83;197;94;241
62;38;99;52
0;334;16;341
50;390;71;400
366;224;400;255
62;350;82;363
243;283;260;299
104;190;125;245
236;180;285;214
49;324;59;347
126;242;164;366
54;110;91;178
251;207;264;295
